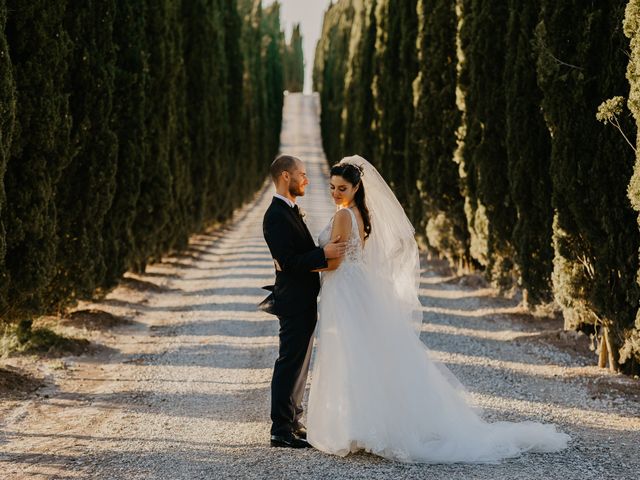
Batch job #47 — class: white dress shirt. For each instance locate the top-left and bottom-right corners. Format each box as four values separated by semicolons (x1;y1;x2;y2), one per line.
274;193;296;209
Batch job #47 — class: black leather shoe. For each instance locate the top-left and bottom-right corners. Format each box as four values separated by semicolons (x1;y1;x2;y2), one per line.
292;423;307;440
270;433;311;448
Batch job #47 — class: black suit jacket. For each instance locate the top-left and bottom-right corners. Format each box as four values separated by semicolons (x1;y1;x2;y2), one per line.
262;197;328;316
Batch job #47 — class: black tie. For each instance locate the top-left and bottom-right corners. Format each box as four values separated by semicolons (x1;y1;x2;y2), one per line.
293;204;301;217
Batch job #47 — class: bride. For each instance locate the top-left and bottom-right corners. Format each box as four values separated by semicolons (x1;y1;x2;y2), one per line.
306;155;570;463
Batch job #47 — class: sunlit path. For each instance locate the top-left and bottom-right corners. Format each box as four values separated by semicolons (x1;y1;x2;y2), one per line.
0;94;638;480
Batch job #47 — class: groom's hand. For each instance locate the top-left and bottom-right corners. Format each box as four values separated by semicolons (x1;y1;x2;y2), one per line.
323;235;347;259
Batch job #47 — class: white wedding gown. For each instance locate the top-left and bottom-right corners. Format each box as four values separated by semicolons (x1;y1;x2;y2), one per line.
306;208;570;464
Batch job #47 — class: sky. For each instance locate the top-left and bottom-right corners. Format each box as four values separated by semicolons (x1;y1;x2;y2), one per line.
264;0;334;94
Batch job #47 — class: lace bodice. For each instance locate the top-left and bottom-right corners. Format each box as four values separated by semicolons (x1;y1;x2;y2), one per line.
318;207;364;264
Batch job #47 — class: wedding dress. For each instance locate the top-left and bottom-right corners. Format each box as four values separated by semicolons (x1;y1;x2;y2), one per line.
306;156;570;464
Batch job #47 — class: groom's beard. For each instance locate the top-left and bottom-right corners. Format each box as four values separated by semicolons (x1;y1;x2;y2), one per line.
289;182;305;197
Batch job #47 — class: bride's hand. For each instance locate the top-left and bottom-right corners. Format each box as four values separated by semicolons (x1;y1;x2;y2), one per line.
323;235;347;259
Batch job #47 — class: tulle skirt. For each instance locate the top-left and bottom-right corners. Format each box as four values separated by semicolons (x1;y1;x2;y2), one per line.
306;261;570;464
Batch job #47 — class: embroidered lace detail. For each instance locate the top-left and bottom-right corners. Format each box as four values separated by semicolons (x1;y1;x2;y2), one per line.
343;208;364;264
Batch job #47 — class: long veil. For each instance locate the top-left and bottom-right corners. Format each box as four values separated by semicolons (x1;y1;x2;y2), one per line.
339;155;423;335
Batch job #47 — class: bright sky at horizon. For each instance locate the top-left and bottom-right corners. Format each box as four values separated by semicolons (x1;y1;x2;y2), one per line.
264;0;333;94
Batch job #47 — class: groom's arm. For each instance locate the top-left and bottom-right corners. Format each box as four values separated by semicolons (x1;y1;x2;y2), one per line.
264;215;328;273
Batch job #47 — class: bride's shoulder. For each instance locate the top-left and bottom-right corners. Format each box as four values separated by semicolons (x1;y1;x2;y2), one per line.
333;208;352;223
331;209;352;229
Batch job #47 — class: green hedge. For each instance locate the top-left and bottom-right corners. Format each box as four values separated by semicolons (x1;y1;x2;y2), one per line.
0;0;287;322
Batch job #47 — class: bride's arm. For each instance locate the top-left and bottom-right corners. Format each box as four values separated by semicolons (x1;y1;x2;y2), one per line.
313;210;352;272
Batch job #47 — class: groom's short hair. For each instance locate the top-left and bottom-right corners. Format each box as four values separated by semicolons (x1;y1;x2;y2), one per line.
270;155;299;182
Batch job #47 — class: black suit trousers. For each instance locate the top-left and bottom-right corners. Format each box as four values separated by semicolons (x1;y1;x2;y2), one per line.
270;304;317;436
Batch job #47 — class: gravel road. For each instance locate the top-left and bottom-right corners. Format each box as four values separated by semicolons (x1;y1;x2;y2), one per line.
1;94;639;480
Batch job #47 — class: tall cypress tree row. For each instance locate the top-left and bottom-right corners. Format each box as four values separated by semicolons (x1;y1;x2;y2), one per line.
623;0;640;368
0;0;15;315
504;0;553;305
0;0;288;324
102;0;148;288
341;0;377;163
412;0;469;265
284;24;304;92
536;1;639;372
2;1;72;318
314;0;355;165
52;0;118;308
456;0;516;287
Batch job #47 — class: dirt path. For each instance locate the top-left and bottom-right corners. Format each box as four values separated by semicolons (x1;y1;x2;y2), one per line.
1;94;639;480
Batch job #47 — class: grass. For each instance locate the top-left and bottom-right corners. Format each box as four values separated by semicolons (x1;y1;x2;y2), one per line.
0;318;90;358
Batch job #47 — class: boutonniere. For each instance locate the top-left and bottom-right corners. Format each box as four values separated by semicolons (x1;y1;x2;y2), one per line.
298;207;307;222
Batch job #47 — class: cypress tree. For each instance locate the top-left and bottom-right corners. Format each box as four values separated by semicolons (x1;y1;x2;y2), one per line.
412;0;469;266
623;0;640;370
52;0;118;308
504;0;553;305
238;0;268;194
341;0;377;163
131;1;175;271
0;0;15;317
284;24;304;92
371;0;419;220
183;0;217;230
262;2;285;163
536;1;639;372
161;0;192;253
3;1;72;317
102;0;148;287
314;0;355;165
455;0;516;288
222;0;246;209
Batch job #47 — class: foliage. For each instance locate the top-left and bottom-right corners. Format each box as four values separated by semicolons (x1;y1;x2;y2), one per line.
2;0;72;317
284;23;304;92
623;0;640;369
313;0;355;165
0;0;288;323
0;0;15;315
504;0;553;304
536;0;639;372
314;0;640;374
413;0;469;265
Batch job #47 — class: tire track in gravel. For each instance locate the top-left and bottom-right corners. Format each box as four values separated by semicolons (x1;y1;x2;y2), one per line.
1;93;639;480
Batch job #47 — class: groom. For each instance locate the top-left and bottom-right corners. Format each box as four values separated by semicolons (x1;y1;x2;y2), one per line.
262;154;346;448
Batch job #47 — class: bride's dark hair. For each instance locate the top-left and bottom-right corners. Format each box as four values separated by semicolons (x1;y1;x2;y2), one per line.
330;162;371;239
